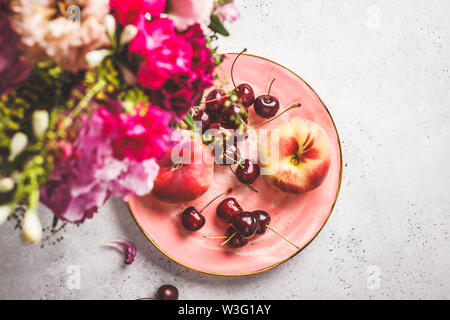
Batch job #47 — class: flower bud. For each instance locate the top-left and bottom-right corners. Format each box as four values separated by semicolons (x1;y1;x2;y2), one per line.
0;206;11;226
104;14;116;40
8;132;28;161
32;110;49;139
22;209;43;244
120;25;138;46
0;177;15;193
86;49;111;68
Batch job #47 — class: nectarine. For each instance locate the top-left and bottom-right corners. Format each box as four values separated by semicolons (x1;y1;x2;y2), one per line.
259;117;331;194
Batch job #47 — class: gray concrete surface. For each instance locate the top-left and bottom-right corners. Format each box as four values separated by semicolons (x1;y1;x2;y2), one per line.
1;0;449;299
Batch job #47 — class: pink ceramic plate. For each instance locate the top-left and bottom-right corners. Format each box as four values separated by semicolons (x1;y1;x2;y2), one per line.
128;53;342;276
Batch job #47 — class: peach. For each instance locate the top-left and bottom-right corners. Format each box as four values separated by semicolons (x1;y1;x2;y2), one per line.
152;130;214;203
259;117;331;194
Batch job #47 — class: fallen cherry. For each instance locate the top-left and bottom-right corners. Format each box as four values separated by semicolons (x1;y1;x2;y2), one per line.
216;197;243;222
157;285;179;300
181;188;232;231
231;211;257;239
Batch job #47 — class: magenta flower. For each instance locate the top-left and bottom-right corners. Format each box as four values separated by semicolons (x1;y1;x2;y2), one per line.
130;18;214;117
110;0;166;25
0;12;31;95
105;240;137;264
100;103;172;161
40;103;170;223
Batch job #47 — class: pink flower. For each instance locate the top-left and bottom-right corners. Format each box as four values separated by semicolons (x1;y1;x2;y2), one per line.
40;103;170;223
100;103;172;161
110;0;166;25
130;18;214;117
167;0;213;32
215;2;240;23
105;240;137;265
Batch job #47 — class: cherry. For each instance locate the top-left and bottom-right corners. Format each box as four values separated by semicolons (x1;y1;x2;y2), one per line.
221;102;248;129
181;188;232;232
181;207;206;231
254;79;280;118
205;89;228;115
231;211;257;239
252;210;271;235
157;285;179;300
190;107;212;132
235;159;260;185
234;83;255;109
230;49;255;109
216;197;243;222
225;226;248;248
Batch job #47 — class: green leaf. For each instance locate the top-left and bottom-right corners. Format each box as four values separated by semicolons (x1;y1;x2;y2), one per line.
209;14;230;37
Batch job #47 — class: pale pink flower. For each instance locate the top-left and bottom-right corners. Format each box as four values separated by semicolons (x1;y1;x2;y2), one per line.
11;0;110;73
215;2;240;23
167;0;213;32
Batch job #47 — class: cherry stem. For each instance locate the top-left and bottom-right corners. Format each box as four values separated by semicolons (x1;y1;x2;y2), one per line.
251;103;302;129
199;94;230;106
199;188;233;213
228;167;259;193
219;232;237;246
136;297;157;300
266;225;300;249
204;235;228;239
231;48;247;91
267;78;276;99
224;153;244;168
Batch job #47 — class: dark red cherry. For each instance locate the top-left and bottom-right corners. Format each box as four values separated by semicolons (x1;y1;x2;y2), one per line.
254;95;280;118
221;102;248;129
181;206;205;231
253;210;271;235
190;107;212;131
231;211;257;239
157;285;179;300
205;89;227;115
235;159;260;185
225;226;248;248
234;83;255;108
216;197;243;222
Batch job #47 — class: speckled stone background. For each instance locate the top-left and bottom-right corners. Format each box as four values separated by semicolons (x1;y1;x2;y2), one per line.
1;0;449;300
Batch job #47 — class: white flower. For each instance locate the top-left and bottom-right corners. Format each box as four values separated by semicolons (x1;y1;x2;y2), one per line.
120;25;138;46
32;110;49;139
104;14;116;40
9;132;28;161
22;209;43;244
0;177;15;193
85;49;111;68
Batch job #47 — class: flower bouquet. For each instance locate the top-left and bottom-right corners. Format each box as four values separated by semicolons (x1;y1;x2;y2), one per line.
0;0;240;244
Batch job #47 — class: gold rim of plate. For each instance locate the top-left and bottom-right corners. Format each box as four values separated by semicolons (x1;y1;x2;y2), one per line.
128;52;344;277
